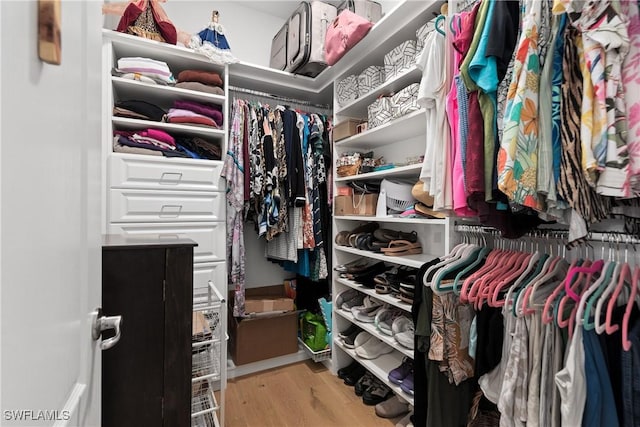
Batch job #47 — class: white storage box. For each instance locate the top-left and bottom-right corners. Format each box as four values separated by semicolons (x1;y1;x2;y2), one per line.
357;65;385;96
384;40;418;81
367;96;394;128
336;74;359;107
391;83;420;118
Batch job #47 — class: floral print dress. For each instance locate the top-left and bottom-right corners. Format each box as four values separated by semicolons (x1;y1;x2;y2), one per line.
498;0;545;210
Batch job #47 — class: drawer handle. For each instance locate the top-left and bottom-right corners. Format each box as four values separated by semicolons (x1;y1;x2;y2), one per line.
160;172;182;185
160;205;182;217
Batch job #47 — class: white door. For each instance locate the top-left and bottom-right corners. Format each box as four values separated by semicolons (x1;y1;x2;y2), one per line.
1;1;104;426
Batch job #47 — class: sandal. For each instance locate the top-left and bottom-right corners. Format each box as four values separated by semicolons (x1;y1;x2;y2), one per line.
374;229;418;243
335;230;350;246
380;240;422;255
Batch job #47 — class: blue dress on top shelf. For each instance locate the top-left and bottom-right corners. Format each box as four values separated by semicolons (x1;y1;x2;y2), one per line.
189;22;238;64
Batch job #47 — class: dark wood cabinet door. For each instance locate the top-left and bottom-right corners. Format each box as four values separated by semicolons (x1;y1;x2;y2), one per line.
101;237;195;427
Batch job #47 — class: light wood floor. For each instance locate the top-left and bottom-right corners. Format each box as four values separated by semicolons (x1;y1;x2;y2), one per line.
221;360;406;427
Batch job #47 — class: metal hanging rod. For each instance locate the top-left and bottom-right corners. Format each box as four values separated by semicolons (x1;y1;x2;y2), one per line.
228;85;332;111
454;223;640;245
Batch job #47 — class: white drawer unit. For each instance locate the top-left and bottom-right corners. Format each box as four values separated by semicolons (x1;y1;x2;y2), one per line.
109;154;224;192
109;189;224;223
107;222;226;263
193;262;227;298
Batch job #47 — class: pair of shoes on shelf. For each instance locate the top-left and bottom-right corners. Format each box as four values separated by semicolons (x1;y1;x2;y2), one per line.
335;222;380;248
380;240;422;256
351;296;384;322
338;360;366;386
391;316;414;350
374;308;405;336
349;262;390;288
375;395;410;418
354;370;376;396
362;377;393;405
336;289;365;311
397;278;416;304
334;258;370;274
388;357;414;395
338;324;363;349
353;331;393;360
373;229;418;244
374;266;417;295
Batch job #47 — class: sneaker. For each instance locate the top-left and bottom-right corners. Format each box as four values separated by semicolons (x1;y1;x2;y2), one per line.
375;395;410;418
338;323;360;339
399;371;414;395
344;364;366;386
337;360;362;380
355;336;393;360
362;380;393;405
343;328;363;349
336;289;364;311
392;316;414;349
375;308;405;335
388;357;413;385
354;371;376;397
349;295;381;315
353;302;385;323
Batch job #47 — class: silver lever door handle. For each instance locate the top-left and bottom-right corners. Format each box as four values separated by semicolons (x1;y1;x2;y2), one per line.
92;308;123;351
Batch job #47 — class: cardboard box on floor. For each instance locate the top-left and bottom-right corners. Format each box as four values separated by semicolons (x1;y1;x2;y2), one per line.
229;285;298;365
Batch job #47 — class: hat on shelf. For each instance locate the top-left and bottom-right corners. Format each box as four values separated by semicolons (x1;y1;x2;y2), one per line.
411;180;447;219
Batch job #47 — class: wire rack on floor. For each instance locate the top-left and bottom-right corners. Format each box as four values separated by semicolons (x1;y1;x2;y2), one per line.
191;378;220;427
298;337;332;363
192;343;221;381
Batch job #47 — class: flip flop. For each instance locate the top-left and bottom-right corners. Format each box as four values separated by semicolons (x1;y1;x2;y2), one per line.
335;230;350;246
380;240;422;254
385;247;423;256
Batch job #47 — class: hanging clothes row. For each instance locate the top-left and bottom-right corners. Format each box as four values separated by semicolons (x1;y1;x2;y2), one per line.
411;226;640;427
221;96;332;316
420;0;640;245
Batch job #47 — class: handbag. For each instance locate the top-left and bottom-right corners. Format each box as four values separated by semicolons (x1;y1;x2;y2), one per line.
324;10;373;66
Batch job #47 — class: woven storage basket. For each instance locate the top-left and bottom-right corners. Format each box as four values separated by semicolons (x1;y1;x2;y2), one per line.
391;83;420;118
357;65;385;97
336;153;362;177
367;96;394;128
336;74;359;107
384;40;418;81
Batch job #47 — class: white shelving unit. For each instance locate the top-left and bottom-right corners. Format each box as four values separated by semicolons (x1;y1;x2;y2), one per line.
330;0;448;404
102;29;228;426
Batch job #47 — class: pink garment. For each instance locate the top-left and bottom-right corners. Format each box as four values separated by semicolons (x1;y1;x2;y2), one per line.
447;14;476;217
138;128;175;146
173;99;223;126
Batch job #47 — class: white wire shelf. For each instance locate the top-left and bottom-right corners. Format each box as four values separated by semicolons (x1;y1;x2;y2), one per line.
191;378;220;426
298;337;332;363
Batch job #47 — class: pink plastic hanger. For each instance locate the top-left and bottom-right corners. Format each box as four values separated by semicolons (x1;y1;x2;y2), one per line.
622;266;640;351
460;248;501;303
489;251;534;308
600;262;629;334
564;259;604;301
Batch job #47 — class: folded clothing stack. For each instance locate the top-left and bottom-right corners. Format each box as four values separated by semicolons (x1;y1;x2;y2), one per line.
113;129;221;160
176;69;224;96
115;57;176;85
113;100;166;122
166;99;223;128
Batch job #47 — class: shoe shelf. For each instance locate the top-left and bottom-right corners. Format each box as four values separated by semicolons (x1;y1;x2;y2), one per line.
334;109;427;150
336;69;422;120
335;245;438;269
334;309;414;360
334;215;446;225
334;339;414;406
336;277;411;313
334;163;422;183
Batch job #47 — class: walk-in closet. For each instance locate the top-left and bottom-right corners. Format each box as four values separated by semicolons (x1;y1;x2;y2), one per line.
2;0;640;426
